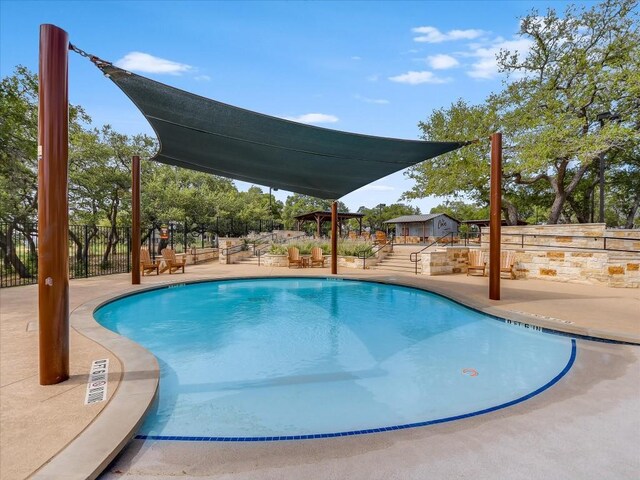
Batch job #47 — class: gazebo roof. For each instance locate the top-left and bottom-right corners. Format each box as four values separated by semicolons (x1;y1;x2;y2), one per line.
294;211;364;222
99;63;468;199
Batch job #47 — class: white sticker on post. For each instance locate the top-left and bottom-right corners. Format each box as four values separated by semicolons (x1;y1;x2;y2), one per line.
85;359;109;405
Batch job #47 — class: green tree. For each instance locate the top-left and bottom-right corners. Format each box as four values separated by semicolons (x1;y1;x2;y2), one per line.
429;201;488;221
0;66;90;276
357;203;420;232
406;0;640;225
69;125;157;266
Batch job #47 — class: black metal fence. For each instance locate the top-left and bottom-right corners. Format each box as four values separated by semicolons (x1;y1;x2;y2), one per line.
1;223;132;288
1;218;283;287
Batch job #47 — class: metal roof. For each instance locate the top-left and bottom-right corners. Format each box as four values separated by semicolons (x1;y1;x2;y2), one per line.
383;213;459;224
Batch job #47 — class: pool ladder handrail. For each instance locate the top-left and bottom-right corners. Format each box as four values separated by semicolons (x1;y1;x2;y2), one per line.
358;237;394;270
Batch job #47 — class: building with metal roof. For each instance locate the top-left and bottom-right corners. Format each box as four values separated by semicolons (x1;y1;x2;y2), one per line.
384;213;460;242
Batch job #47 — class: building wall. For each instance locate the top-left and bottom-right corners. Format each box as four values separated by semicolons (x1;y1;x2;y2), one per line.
395;222;432;238
394;216;459;240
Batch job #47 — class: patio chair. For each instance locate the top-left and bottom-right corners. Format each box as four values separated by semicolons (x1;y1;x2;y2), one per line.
140;248;159;275
348;231;357;240
161;247;186;274
310;246;326;267
501;250;517;279
467;249;486;276
374;231;387;245
287;247;303;268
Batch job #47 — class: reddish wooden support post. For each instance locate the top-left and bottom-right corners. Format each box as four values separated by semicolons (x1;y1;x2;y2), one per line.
38;24;70;385
331;201;338;274
132;155;141;285
489;132;502;301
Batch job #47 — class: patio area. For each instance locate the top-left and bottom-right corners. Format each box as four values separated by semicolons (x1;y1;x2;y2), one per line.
1;262;638;479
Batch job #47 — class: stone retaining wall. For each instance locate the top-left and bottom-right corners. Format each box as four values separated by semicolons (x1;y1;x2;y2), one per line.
187;247;218;265
260;245;391;270
480;223;640;251
420;247;470;275
514;249;639;287
419;246;639;288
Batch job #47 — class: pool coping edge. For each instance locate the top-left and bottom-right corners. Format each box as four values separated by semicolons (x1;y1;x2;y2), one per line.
28;273;638;478
31;285;161;480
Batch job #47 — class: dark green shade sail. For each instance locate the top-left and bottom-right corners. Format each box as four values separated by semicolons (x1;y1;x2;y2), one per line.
101;64;466;199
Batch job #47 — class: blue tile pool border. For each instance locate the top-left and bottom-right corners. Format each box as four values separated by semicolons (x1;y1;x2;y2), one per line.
134;338;577;443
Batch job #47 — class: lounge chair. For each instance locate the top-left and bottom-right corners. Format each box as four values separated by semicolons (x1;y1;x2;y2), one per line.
161;247;186;274
467;249;486;276
374;230;387;245
500;250;516;279
287;247;303;268
140;248;159;275
310;246;326;267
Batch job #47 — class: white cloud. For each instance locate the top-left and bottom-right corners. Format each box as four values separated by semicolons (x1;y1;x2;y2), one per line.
359;184;395;192
194;75;211;82
412;26;486;43
427;54;459;70
351;56;362;61
465;37;533;79
354;94;390;105
284;113;339;125
388;70;451;85
115;52;193;75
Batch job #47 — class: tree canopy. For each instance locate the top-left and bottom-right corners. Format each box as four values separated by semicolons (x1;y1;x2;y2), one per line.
405;0;640;226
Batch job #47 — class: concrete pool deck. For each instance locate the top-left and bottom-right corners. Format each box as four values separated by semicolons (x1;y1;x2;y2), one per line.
1;262;638;479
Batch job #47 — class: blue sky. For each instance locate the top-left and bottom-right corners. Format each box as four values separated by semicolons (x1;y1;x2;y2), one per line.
1;0;584;212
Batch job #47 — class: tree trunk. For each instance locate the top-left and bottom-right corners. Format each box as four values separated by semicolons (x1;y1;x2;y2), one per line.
0;224;32;278
625;199;639;229
548;192;567;224
501;199;519;225
101;196;120;268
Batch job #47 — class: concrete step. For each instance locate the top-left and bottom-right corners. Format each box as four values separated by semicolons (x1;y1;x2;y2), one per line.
372;265;419;274
373;254;420;273
237;256;259;265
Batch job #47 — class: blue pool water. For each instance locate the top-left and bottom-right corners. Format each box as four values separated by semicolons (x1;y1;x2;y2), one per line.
94;278;575;440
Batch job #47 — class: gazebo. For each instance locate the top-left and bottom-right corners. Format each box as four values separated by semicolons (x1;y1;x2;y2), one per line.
294;211;364;238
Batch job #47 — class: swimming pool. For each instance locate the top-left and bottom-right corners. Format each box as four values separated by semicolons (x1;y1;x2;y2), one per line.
94;278;575;441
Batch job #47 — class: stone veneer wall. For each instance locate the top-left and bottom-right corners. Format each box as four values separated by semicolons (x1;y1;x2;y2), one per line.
420;247;470;275
513;249;639;287
261;245;391;269
479;223;640;251
419;246;639;288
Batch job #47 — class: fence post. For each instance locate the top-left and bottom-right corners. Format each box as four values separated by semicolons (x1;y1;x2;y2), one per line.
84;225;89;278
126;226;131;273
151;224;156;261
170;223;174;250
184;221;188;252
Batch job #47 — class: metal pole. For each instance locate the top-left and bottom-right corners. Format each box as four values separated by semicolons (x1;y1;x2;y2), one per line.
131;155;141;284
489;133;502;301
331;201;338;274
38;24;69;385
